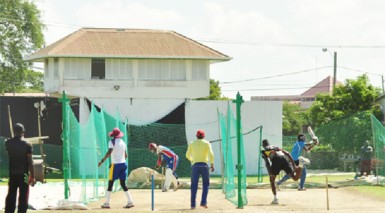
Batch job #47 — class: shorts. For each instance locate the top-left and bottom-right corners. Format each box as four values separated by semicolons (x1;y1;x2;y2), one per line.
108;162;128;181
271;156;294;176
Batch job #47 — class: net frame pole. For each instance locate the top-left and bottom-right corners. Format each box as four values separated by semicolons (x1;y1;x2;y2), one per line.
233;92;244;209
151;174;154;211
371;115;381;183
59;91;70;199
257;126;263;183
217;108;225;192
326;176;330;210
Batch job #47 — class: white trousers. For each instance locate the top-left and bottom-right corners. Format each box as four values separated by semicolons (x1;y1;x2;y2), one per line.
164;168;178;190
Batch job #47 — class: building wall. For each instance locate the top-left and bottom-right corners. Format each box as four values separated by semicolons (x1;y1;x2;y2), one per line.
44;58;210;99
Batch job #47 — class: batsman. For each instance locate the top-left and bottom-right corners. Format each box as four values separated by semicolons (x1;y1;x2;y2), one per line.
148;143;180;192
277;126;319;191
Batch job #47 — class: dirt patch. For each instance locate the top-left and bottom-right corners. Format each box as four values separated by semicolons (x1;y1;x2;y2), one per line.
86;187;385;213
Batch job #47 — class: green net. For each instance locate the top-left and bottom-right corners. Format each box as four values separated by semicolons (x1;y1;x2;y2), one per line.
62;99;128;202
218;103;247;206
371;115;385;177
281;112;385;183
0;136;7;178
61;96;192;202
58;89;385;204
126;123;190;177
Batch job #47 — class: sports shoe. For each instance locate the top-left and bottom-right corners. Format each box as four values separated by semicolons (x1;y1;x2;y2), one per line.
298;188;307;191
123;202;134;208
298;156;311;167
101;202;110;208
271;198;279;205
200;205;208;208
162;188;168;192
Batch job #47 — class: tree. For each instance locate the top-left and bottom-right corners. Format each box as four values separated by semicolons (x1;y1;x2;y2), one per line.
307;74;381;127
0;0;45;94
282;101;306;135
22;69;43;92
306;75;382;154
197;79;229;100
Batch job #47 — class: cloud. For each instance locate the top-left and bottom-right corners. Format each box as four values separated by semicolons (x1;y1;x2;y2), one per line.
75;0;184;30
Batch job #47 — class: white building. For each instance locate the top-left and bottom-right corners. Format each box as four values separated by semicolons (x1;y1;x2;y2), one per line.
26;28;231;99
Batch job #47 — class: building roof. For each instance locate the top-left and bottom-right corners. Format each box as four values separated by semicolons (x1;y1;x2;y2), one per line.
2;93;48;97
26;28;231;62
251;95;301;102
300;76;341;97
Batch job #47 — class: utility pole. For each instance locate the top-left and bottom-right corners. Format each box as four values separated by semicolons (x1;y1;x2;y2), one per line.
333;51;337;90
322;48;338;91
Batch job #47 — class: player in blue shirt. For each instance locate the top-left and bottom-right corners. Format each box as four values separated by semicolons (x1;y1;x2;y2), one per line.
277;134;317;190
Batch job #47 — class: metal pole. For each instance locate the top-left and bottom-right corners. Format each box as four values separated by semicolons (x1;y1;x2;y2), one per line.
151;174;154;211
217;108;225;192
326;176;330;210
333;51;337;91
59;91;70;199
233;92;244;209
257;126;263;183
370;115;379;183
37;104;45;162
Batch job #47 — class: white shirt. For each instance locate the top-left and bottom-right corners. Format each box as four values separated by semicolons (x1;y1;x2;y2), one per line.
108;138;126;164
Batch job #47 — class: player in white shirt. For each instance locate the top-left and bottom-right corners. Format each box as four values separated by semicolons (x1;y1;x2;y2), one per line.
98;127;134;209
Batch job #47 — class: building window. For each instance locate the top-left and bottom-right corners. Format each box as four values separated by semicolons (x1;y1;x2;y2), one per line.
106;59;133;80
138;59;186;80
91;58;105;79
44;59;49;77
54;58;59;79
191;60;208;80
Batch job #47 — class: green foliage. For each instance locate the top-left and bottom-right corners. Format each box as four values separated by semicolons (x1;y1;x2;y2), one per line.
282;102;306;135
307;75;381;127
305;75;382;154
23;69;43;91
197;79;229;100
0;0;45;93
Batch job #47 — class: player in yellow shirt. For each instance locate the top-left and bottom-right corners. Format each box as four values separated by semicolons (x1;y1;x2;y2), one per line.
186;130;214;209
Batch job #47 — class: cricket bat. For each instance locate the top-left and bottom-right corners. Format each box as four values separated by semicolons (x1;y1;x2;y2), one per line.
307;126;319;145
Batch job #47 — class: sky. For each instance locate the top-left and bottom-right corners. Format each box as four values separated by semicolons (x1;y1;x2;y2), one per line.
33;0;385;100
